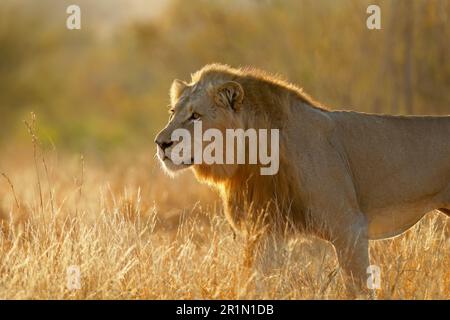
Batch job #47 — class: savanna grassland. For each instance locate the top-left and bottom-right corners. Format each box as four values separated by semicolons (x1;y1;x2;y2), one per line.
0;0;449;299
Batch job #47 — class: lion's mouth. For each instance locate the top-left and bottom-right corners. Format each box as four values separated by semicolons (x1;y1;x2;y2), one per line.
157;147;193;172
164;156;193;165
162;157;193;171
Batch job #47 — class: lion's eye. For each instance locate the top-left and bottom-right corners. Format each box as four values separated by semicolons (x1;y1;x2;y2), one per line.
190;112;201;121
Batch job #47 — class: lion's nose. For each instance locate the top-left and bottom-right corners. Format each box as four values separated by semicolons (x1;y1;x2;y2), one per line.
155;139;173;151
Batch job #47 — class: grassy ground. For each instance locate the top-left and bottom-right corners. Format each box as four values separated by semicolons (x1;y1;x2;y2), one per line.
0;146;448;299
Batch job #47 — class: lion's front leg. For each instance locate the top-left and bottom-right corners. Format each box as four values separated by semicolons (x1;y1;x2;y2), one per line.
254;234;287;275
247;233;288;296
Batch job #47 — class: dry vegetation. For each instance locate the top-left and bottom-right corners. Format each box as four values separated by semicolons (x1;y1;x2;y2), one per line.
0;124;448;299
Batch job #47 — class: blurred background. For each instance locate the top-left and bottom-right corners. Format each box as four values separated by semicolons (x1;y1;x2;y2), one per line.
1;0;449;157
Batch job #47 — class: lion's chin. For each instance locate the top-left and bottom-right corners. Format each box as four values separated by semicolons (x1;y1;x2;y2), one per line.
159;157;192;176
192;163;238;183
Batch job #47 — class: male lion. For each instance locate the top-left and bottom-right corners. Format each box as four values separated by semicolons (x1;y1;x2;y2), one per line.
155;63;450;290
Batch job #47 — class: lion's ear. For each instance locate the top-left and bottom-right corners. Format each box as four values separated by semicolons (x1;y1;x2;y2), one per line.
214;81;244;111
170;79;188;104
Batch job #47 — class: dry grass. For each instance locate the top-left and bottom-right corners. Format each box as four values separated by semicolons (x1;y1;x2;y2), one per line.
0;145;449;300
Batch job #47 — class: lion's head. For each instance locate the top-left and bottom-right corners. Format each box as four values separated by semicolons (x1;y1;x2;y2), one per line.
154;65;256;182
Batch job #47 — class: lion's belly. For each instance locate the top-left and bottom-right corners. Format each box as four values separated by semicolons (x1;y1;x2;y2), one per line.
365;201;435;240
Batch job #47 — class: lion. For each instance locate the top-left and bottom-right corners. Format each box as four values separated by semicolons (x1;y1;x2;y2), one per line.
155;63;450;290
